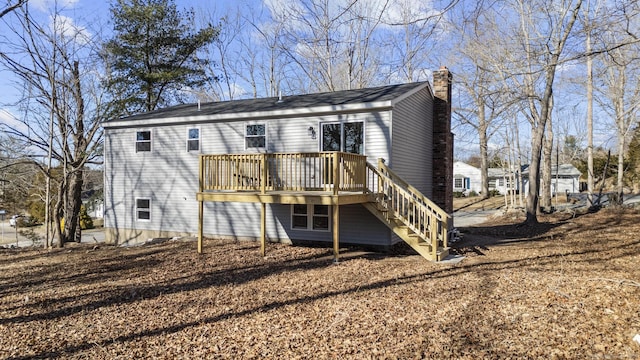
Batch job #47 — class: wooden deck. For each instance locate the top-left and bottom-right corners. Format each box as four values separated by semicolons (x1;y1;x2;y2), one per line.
196;190;372;205
197;152;451;262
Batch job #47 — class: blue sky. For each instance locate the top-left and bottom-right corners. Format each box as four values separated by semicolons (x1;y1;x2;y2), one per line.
0;0;251;128
0;0;620;161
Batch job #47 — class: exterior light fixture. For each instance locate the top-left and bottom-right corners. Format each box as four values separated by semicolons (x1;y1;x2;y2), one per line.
307;126;316;139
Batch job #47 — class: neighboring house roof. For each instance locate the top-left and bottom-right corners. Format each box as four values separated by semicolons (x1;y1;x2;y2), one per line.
488;167;511;178
453;161;480;177
104;82;430;128
520;164;582;177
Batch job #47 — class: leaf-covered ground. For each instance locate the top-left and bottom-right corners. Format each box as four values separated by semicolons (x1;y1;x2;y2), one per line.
0;208;639;359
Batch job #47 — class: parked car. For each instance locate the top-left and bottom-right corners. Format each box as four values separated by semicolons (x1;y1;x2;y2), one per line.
9;215;23;227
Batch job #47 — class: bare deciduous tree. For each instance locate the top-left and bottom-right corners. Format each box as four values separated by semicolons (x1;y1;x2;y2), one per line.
504;0;583;224
0;5;104;246
595;34;640;203
0;0;26;19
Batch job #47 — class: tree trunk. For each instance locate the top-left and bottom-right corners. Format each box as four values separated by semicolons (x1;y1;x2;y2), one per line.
526;125;546;224
616;135;625;205
54;170;84;246
586;21;595;207
54;177;67;248
479;107;490;199
541;122;554;209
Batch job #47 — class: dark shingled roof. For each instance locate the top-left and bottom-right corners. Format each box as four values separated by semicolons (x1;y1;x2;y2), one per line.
110;81;429;122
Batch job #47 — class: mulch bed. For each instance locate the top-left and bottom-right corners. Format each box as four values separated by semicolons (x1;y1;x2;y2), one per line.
0;208;639;359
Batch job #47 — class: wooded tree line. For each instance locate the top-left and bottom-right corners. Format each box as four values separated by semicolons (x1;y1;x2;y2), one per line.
0;0;639;246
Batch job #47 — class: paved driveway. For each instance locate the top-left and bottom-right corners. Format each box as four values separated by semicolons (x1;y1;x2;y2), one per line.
453;210;496;228
0;220;105;248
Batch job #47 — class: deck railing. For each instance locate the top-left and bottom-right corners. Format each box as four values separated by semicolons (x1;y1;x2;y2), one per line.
199;151;449;257
199;152;368;194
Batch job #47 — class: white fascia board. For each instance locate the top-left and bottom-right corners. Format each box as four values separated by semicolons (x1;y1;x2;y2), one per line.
103;101;393;129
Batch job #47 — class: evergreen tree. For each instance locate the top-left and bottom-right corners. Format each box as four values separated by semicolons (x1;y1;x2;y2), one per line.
104;0;218;115
626;126;640;186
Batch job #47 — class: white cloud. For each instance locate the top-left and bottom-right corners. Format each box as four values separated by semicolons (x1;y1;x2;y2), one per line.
30;0;80;12
261;0;442;34
0;108;28;135
49;14;91;44
227;83;248;100
378;0;439;25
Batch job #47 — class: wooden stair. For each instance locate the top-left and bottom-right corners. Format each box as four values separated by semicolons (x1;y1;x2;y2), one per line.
363;161;450;262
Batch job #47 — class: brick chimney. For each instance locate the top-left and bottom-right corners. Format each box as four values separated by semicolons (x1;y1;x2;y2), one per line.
432;66;453;214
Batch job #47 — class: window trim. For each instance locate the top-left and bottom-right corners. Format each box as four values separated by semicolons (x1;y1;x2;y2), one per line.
454;178;464;189
290;204;331;232
245;123;267;150
319;120;365;154
186;127;201;153
135;130;152;153
135;197;151;222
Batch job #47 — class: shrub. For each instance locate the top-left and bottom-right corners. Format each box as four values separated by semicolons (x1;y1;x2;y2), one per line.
59;206;94;231
17;216;39;228
468;190;478;197
488;189;501;197
79;205;94;230
453;191;466;198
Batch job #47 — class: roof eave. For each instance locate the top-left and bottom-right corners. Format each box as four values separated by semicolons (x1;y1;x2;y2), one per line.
103;100;394;129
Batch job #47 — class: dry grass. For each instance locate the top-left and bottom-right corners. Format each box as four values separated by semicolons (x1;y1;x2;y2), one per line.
1;208;639;359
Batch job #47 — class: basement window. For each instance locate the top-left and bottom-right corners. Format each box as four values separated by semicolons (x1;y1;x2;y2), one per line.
136;198;151;221
291;204;330;231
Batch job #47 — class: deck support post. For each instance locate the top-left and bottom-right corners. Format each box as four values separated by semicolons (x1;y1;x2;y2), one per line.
260;202;266;257
198;199;204;254
332;202;339;263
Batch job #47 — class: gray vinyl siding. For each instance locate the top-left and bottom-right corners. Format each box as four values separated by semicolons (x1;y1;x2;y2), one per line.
270;204;390;246
104;109;393;245
104;126;201;234
389;87;434;197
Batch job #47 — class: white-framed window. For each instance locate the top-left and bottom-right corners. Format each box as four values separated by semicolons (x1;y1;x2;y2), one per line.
320;121;364;154
187;127;200;152
291;204;330;231
136;198;151;221
488;179;497;189
245;124;266;149
136;130;151;152
454;178;463;189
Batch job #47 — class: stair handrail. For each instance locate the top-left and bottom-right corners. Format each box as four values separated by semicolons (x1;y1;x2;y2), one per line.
365;160;450;254
376;159;450;222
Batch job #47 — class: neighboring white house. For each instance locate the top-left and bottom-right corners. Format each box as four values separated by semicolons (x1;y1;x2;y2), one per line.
520;164;582;195
453;161;481;194
453;162;516;195
488;167;517;194
102;69;454;250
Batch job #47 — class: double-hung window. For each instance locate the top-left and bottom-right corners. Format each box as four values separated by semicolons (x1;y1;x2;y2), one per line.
136;198;151;221
454;178;463;189
245;124;266;149
291;204;330;231
320;121;364;154
187;128;200;152
136;131;151;152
